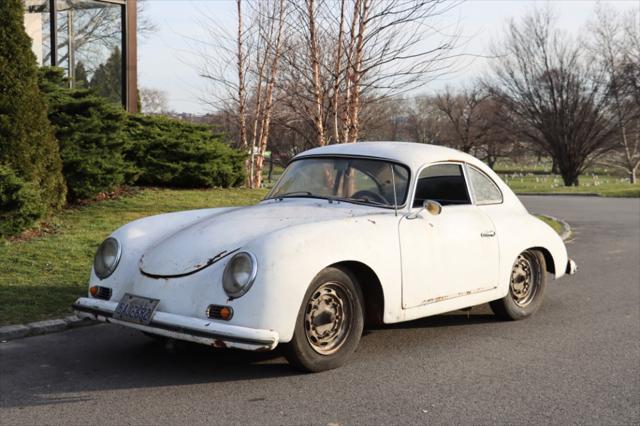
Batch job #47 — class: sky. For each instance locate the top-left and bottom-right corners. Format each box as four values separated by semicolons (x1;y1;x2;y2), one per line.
138;0;637;114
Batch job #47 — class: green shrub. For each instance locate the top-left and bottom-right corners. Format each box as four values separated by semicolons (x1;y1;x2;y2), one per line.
126;115;245;188
0;0;66;235
39;68;133;202
0;165;44;237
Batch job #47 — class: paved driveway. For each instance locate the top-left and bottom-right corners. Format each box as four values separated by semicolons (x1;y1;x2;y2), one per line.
1;196;638;425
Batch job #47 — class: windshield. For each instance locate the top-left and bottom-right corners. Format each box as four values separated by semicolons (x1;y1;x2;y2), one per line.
266;157;410;208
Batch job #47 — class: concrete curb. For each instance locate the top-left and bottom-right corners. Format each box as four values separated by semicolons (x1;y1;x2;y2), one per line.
538;214;573;241
0;314;95;343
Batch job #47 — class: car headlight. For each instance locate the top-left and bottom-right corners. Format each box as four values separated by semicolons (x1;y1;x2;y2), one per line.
94;237;122;279
222;252;257;298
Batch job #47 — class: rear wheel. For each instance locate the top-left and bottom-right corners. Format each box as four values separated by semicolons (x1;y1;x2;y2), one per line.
490;250;547;320
284;267;364;372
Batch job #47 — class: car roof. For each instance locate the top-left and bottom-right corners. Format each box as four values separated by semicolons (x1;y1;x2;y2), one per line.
293;141;526;210
294;141;478;171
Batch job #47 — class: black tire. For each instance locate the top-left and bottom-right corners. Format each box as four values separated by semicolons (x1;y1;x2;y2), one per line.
284;267;365;372
490;249;547;321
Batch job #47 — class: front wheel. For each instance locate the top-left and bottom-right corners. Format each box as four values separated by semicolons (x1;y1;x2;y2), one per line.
490;250;547;320
284;267;364;372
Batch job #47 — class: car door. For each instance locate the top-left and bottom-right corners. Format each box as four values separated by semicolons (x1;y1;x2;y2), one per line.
398;163;499;309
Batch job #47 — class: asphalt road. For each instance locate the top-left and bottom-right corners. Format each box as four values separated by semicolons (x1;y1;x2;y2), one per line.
1;196;639;425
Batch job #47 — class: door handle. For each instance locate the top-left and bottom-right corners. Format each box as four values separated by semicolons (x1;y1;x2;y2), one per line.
481;230;496;238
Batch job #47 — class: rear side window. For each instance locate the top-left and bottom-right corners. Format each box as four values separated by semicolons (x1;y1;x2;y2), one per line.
413;164;471;207
468;166;503;205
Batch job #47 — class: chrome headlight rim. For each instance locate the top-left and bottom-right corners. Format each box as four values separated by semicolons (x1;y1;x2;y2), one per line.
222;251;258;299
94;237;122;280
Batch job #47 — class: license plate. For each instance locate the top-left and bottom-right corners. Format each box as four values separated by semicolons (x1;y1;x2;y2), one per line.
113;294;160;325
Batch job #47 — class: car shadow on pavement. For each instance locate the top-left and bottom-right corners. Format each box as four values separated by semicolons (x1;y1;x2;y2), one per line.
1;308;499;409
0;327;296;409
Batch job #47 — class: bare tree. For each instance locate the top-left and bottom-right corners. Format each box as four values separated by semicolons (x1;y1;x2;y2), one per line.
402;96;441;144
487;7;616;186
474;97;516;169
586;5;640;183
434;85;488;153
199;0;286;188
276;0;462;145
139;87;169;114
337;0;463;143
251;0;287;188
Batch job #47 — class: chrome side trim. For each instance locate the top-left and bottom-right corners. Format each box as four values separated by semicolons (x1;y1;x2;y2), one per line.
425;286;498;305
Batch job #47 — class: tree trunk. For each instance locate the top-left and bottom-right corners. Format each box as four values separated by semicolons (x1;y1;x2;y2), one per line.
251;0;285;188
306;0;326;146
630;167;637;184
235;0;250;187
487;155;497;170
560;170;580;187
331;0;346;144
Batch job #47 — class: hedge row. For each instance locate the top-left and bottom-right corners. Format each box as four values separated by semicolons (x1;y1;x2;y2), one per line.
37;68;245;204
1;65;245;237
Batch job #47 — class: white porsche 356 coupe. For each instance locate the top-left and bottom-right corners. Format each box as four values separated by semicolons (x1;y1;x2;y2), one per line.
74;142;576;372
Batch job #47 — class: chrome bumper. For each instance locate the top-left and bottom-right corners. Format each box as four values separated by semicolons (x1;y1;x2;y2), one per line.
566;259;578;275
73;297;279;351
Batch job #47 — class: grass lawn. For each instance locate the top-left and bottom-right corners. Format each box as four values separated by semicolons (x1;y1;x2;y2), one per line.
0;186;566;326
494;158;640;197
0;188;267;326
501;174;640;197
536;214;564;235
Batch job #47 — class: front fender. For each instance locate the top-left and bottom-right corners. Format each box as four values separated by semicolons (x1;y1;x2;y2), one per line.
233;213;402;343
488;207;569;297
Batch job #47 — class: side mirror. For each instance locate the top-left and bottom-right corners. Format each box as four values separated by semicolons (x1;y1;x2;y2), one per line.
424;199;442;216
407;199;442;219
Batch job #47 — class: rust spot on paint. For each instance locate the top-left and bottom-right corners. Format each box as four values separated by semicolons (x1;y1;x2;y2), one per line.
212;340;227;348
368;219;376;224
205;250;228;267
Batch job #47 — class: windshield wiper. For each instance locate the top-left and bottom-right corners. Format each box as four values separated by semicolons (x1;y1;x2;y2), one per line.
338;197;388;206
272;191;314;200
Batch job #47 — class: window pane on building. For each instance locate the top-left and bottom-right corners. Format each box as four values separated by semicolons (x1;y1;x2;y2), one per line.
56;0;123;103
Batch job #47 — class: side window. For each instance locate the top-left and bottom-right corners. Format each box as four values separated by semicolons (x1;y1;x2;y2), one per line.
413;164;471;207
468;166;503;205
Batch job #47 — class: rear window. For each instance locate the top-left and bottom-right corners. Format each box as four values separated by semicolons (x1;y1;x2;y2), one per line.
468;166;503;205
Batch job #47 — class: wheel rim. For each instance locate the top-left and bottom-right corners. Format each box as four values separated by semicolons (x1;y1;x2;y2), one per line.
509;252;541;307
304;281;354;355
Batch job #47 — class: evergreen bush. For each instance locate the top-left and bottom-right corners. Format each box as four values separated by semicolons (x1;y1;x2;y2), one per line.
39;68;133;201
126;115;245;188
0;0;66;235
0;165;44;237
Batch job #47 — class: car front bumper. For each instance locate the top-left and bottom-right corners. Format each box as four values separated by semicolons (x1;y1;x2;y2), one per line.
72;297;279;351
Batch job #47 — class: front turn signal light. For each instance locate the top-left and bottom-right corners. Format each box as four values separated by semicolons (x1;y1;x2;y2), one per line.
207;304;234;321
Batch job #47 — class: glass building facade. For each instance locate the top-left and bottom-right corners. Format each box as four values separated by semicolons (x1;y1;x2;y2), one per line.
23;0;137;111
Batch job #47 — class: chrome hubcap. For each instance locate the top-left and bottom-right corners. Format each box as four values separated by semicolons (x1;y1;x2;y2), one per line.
304;282;353;355
510;253;539;307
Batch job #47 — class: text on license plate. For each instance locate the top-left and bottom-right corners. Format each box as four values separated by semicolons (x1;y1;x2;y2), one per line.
113;294;160;325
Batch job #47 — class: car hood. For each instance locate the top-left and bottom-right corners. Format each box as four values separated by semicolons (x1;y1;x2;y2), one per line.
139;199;376;277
